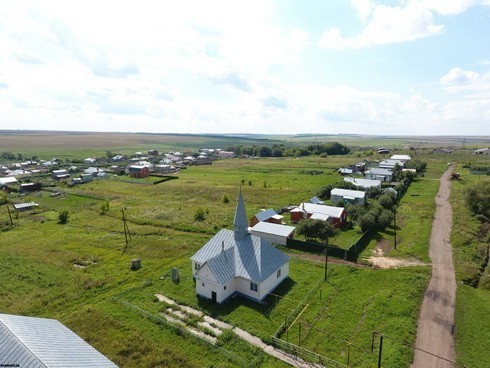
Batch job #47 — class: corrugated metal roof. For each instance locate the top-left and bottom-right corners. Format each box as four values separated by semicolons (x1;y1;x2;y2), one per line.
192;229;290;284
310;213;331;221
13;202;38;210
254;209;277;222
251;222;295;237
365;168;392;176
300;203;344;218
344;177;381;188
331;188;366;199
0;176;18;185
0;314;118;368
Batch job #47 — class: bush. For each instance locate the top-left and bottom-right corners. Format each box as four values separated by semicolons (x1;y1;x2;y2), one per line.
58;210;69;224
194;208;206;221
100;200;110;214
222;194;230;203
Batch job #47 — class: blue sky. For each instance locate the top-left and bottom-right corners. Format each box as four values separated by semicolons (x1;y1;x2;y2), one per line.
0;0;489;135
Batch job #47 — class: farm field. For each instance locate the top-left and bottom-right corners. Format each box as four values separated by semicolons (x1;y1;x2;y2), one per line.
1;133;488;367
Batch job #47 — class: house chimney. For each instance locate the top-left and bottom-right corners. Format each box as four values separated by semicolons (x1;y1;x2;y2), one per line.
221;241;225;253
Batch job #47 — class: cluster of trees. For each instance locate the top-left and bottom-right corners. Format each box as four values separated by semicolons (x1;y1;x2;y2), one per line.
296;219;339;244
225;142;350;158
346;192;397;232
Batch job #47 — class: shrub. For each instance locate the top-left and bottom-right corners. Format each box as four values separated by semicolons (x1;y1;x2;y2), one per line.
58;210;69;224
194;208;206;221
222;194;230;203
100;200;110;214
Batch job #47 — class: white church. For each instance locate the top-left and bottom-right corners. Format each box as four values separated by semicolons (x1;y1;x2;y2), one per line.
190;190;290;304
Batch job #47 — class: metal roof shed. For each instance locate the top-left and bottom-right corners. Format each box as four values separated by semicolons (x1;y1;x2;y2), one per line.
0;313;118;367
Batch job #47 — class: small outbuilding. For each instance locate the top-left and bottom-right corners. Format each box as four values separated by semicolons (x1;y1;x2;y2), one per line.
250;222;295;246
249;209;283;227
13;202;39;211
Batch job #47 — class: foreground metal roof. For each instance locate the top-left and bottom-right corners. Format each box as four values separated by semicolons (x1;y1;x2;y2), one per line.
0;314;118;368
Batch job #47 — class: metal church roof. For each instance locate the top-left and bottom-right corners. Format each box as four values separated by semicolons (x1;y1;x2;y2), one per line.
0;314;117;368
192;229;290;284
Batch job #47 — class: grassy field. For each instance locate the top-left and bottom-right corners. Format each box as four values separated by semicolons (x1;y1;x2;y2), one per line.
1;135;488;367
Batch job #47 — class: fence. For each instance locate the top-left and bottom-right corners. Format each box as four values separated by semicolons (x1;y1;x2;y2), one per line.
285;232;370;262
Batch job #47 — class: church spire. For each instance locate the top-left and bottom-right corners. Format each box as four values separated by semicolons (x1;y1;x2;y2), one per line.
233;187;248;241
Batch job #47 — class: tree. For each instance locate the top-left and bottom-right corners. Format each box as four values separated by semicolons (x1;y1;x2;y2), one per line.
317;222;339;246
378;193;396;209
259;146;272;157
465;180;490;220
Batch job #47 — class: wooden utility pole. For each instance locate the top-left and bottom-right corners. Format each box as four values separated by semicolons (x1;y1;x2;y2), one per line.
324;246;328;281
393;206;397;250
122;208;131;246
7;206;13;226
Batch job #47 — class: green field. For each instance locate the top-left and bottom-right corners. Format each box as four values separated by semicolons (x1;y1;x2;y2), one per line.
1;132;489;367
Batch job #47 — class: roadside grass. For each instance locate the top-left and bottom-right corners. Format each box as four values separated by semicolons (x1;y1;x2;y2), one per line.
449;165;490;368
358;173;441;263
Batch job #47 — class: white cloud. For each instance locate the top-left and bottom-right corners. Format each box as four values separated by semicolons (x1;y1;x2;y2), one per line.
319;1;443;49
440;68;480;85
319;0;490;49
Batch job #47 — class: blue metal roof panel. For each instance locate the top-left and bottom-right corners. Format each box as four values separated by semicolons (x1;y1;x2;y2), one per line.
254;209;277;222
0;314;117;368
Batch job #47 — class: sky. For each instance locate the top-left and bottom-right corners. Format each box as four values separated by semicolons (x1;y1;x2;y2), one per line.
1;0;489;136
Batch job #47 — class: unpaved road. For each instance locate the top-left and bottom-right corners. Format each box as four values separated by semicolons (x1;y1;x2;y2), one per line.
411;167;456;367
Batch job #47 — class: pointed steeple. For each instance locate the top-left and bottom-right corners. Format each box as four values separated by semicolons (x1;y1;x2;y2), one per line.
233;187;248;241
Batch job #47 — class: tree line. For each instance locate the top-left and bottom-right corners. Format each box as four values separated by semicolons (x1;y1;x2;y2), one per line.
225;142;350;157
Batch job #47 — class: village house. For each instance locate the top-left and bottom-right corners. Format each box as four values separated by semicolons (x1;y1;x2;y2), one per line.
364;168;393;182
473;148;490;155
249;209;283;227
217;150;236;159
128;165;150;178
52;169;70;180
378;159;405;170
344;177;382;189
190;190;290;304
330;188;366;206
0;313;117;368
290;203;347;228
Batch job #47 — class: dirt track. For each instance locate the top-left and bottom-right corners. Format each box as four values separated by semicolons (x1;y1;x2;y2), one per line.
411;167;456;367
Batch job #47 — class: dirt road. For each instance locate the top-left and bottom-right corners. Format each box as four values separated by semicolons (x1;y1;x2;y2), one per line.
411;167;456;367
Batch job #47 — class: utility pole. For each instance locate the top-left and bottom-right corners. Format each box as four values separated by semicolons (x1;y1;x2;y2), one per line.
324;246;328;281
122;208;131;246
7;206;13;226
377;335;384;368
393;205;397;250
